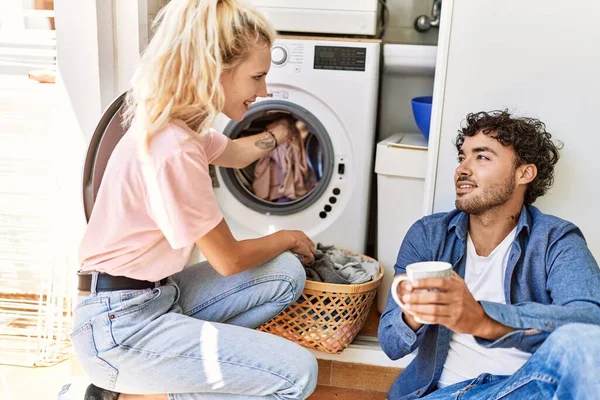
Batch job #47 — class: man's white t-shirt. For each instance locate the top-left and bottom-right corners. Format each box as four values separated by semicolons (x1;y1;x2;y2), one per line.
437;227;531;388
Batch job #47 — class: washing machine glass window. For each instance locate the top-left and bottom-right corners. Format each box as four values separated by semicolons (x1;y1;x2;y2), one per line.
219;100;334;216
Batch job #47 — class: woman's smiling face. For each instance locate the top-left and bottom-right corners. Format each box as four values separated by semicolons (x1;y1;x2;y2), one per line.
220;45;271;121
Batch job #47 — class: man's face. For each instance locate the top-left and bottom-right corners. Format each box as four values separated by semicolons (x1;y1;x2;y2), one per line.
220;45;271;121
455;131;518;215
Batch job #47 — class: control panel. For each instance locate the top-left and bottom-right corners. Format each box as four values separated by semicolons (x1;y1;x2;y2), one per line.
314;46;366;71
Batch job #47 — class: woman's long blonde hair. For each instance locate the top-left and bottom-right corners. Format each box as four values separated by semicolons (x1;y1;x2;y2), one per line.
123;0;276;148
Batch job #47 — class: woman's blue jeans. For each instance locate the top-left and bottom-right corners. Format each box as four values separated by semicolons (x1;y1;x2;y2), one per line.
71;252;318;400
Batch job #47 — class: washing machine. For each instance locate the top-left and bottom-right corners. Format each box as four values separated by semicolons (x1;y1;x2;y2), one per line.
213;37;381;254
82;37;381;259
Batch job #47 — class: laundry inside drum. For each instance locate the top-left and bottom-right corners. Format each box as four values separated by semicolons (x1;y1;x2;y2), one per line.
234;111;325;206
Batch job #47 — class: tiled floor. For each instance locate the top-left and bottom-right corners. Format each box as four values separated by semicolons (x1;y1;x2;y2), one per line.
0;360;88;400
1;358;400;400
311;386;387;399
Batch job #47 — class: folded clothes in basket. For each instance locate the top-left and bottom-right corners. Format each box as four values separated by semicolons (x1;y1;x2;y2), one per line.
301;244;379;284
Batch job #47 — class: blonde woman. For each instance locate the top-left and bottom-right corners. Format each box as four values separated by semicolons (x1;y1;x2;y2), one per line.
69;0;318;399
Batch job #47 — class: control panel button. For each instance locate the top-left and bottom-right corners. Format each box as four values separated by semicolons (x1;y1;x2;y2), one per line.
271;46;288;66
324;205;332;212
319;211;327;219
329;197;337;204
333;188;341;196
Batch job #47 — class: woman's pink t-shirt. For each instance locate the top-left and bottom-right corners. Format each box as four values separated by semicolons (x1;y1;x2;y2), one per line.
78;120;228;281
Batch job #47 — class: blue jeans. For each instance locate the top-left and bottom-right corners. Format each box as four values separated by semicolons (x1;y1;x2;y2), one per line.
422;323;600;400
70;252;318;400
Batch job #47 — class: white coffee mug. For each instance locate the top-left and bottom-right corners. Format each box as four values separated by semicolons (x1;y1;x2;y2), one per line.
391;261;452;324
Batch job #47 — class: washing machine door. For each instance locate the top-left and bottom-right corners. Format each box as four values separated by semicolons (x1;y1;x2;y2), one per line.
217;100;335;216
82;92;128;222
213;98;350;241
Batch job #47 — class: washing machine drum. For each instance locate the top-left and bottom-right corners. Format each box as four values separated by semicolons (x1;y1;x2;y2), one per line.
217;100;334;216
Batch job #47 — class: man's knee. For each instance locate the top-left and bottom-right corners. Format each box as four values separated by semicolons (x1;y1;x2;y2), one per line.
546;323;600;365
542;323;600;387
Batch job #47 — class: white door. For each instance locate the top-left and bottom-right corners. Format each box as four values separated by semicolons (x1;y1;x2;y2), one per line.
425;0;600;259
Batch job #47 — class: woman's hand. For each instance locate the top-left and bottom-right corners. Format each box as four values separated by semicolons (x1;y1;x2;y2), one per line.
281;230;316;264
266;119;294;145
197;220;316;276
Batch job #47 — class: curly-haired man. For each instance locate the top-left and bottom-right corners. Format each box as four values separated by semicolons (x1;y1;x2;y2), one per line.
379;110;600;400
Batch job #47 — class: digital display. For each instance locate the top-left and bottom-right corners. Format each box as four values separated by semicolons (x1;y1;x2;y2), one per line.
314;46;366;71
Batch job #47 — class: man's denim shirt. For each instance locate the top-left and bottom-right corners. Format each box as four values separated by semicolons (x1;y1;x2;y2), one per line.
378;205;600;400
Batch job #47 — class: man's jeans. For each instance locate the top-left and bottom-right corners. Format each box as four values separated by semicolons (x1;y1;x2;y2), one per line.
422;323;600;400
70;252;318;400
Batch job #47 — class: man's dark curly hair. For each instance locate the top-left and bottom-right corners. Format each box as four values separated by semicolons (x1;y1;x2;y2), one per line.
455;110;562;205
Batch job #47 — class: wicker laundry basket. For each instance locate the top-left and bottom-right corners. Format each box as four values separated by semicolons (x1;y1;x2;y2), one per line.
258;251;383;354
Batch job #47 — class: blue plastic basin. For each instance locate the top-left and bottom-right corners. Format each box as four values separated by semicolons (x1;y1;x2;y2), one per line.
411;96;433;141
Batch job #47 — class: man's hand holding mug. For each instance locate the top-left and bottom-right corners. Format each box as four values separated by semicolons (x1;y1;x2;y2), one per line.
391;261;501;337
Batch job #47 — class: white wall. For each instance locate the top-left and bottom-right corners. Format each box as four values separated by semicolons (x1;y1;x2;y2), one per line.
55;0;147;141
54;0;104;139
429;0;600;259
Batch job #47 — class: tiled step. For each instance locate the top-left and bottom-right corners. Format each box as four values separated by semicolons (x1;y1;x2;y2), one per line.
310;385;388;399
310;359;402;399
